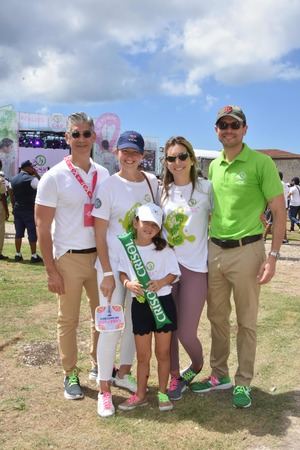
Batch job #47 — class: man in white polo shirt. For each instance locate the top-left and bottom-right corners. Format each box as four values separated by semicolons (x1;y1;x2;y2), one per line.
35;112;109;400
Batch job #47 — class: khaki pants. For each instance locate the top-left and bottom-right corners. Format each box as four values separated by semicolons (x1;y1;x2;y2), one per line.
56;252;99;376
207;239;265;386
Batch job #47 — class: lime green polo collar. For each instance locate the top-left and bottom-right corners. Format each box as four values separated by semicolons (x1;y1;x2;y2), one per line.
219;143;250;166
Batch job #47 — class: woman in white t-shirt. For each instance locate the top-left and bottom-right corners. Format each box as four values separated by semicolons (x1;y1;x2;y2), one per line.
92;131;158;417
159;136;212;401
288;176;300;231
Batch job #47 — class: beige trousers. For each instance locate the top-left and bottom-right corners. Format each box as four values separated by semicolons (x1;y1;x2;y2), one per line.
56;252;99;375
207;239;265;386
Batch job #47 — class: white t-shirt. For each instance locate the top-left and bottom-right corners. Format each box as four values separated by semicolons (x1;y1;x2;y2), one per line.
289;185;300;206
92;172;158;263
282;181;289;208
159;179;212;272
35;158;109;258
118;242;181;297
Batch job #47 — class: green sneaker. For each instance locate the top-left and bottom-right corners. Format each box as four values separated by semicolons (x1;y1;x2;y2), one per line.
233;385;252;408
157;391;173;411
180;365;200;385
190;375;232;393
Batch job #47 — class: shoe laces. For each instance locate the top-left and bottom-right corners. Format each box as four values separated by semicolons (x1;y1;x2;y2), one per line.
102;392;113;409
127;394;139;405
234;385;250;395
169;376;180;391
158;392;170;403
68;370;79;386
182;367;197;382
209;375;220;386
125;374;136;384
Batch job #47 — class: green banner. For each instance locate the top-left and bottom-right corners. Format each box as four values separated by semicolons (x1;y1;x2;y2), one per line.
118;232;171;329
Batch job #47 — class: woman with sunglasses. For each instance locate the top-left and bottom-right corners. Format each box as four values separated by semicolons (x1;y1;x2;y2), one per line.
92;130;159;417
159;136;212;401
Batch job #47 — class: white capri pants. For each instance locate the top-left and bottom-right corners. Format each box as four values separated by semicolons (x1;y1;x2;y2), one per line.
96;258;136;381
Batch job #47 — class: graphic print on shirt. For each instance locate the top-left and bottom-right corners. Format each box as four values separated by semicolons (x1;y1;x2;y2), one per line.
164;207;196;246
118;194;152;233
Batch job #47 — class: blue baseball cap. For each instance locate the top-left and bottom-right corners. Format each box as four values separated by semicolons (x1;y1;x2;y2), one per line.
117;130;144;153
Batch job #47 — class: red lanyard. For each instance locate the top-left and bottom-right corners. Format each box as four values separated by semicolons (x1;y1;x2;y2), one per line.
64;156;98;200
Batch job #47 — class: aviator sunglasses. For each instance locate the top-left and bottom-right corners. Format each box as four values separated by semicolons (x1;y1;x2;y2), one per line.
70;130;93;139
217;120;244;130
165;151;189;163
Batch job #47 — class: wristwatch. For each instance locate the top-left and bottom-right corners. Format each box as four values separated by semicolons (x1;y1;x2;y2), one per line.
269;251;280;260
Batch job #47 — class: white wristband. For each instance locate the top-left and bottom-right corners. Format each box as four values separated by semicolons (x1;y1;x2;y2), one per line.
103;271;114;277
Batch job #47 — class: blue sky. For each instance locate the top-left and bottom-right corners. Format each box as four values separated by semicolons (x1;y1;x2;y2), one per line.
1;0;300;154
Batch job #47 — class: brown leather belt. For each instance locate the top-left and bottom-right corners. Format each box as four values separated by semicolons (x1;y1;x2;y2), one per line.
66;247;97;254
211;234;262;249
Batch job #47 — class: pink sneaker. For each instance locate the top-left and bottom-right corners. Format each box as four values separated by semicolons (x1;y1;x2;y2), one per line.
118;394;148;411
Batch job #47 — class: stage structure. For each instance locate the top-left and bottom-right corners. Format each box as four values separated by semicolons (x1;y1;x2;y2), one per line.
0;106;161;179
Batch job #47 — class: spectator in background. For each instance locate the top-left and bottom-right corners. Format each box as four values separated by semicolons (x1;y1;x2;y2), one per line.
0;160;9;260
0;138;15;180
278;171;289;243
288;176;300;232
10;160;43;263
93;139;119;175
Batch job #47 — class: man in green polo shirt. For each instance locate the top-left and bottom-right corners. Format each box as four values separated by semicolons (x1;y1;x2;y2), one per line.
191;105;286;408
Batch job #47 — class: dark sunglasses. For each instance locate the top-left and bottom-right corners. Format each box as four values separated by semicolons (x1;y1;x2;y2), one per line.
70;130;93;139
217;121;244;130
165;152;189;163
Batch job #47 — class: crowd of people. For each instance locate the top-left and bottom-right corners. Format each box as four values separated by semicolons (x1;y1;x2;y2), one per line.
0;105;297;417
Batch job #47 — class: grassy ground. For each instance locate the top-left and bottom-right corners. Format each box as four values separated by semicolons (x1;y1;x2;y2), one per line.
0;242;299;450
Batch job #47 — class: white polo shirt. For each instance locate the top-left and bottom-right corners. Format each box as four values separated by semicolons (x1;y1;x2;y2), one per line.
36;158;109;258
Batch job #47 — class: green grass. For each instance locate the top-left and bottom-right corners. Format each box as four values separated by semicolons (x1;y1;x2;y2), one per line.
0;241;299;450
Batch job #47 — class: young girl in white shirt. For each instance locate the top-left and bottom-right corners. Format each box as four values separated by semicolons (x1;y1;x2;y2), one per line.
118;203;180;412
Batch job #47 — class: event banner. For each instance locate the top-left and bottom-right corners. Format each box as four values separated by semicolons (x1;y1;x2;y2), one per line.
18;147;69;176
0;105;18;179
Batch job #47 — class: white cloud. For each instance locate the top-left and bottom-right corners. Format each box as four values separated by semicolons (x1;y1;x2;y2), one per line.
0;0;300;105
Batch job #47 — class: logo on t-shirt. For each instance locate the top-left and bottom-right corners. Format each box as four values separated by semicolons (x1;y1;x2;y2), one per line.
146;261;155;271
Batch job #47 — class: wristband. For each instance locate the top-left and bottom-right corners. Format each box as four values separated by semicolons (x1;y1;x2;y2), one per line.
103;271;114;277
123;279;129;287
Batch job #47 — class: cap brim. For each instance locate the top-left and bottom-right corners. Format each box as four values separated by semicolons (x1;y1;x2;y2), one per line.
117;143;144;153
216;113;244;124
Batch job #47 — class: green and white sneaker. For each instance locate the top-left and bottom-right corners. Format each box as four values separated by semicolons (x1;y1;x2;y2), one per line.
64;369;84;400
233;385;252;408
158;391;173;411
190;375;232;393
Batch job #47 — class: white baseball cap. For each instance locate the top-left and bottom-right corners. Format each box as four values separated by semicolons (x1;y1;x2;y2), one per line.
135;203;163;228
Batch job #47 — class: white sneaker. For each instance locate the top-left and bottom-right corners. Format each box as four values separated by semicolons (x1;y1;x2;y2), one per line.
114;374;137;393
97;392;115;417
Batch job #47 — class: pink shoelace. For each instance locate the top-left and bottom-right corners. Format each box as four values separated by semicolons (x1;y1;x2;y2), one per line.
127;394;139;404
102;392;113;409
169;376;180;391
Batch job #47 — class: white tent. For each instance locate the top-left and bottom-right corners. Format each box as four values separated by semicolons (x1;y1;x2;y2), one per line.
194;149;220;159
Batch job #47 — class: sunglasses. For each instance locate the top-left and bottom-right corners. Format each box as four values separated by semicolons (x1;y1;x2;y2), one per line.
217;121;244;130
165;152;189;163
70;130;93;139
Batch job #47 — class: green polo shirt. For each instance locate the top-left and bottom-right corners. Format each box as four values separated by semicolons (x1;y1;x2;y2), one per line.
208;144;283;239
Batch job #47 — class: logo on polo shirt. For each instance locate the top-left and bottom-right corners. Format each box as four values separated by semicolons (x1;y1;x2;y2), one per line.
94;198;102;208
235;171;247;184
